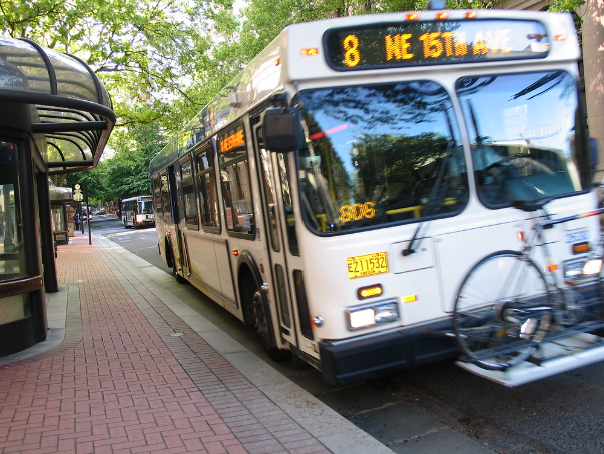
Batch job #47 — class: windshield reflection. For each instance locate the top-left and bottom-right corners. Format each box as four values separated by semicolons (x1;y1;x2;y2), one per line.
295;81;467;233
457;71;587;206
293;71;586;234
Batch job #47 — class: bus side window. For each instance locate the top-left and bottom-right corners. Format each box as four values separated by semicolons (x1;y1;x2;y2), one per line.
152;175;161;216
195;143;221;232
160;172;170;221
180;157;199;230
220;161;255;234
218;124;255;237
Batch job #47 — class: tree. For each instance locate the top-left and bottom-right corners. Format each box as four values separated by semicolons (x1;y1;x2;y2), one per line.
0;0;218;131
66;124;167;202
1;0;227;199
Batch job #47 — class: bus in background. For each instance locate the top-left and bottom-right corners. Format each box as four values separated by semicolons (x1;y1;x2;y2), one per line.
113;199;121;218
121;196;155;228
149;6;604;387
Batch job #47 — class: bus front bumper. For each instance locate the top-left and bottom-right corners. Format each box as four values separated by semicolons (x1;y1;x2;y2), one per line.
318;319;458;386
318;283;604;387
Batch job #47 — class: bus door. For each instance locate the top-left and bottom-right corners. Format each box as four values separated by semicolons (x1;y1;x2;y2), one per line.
251;120;299;349
167;164;185;274
174;156;195;278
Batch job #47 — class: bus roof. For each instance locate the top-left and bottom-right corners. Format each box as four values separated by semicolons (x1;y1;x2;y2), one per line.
121;195;152;202
149;9;578;176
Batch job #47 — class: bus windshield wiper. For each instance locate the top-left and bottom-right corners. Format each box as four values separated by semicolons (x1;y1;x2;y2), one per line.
403;140;456;257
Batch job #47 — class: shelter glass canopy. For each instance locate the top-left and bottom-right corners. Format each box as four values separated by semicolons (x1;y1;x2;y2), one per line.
0;37;115;174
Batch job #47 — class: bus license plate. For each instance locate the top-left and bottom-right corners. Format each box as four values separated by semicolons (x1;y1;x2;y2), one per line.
346;252;389;279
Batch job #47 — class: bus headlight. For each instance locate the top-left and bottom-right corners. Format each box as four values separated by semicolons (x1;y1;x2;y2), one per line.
583;258;603;276
346;299;399;331
564;257;603;285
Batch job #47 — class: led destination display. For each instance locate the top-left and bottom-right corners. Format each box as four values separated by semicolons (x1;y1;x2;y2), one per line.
325;19;550;70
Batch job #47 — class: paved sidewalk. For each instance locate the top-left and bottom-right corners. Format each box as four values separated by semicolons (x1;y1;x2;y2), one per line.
0;233;394;454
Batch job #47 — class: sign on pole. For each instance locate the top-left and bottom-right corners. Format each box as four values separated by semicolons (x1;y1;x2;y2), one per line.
72;183;84;202
72;183;92;245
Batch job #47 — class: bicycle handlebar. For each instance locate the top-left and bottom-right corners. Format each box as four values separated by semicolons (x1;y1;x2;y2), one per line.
537;207;604;230
510;197;604;230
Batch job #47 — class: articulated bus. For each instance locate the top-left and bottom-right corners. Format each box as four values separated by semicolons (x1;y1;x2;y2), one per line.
121;196;155;228
149;6;604;386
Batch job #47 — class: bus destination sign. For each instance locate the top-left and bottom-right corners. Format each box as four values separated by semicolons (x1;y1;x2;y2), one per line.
325;19;550;70
219;125;245;155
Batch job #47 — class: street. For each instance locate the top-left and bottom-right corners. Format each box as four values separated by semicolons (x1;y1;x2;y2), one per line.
90;213;604;454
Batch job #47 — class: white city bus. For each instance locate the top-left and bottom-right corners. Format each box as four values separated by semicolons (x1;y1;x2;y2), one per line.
121;196;155;228
149;6;604;386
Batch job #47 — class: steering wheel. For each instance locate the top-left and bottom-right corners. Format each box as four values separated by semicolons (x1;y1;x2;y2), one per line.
484;153;532;172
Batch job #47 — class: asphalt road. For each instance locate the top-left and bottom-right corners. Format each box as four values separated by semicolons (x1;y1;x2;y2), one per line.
91;214;604;454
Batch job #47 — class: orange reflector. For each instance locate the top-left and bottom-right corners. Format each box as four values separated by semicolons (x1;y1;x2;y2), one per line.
274;58;280;66
465;11;477;18
232;250;240;256
406;13;419;20
403;295;417;303
435;12;448;19
301;48;319;56
579;210;600;218
358;284;383;299
555;34;566;41
548;263;558;272
517;231;525;242
572;242;591;254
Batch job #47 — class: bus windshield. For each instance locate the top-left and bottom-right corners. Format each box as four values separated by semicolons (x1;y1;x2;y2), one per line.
457;70;588;206
295;81;467;233
295;72;587;234
139;200;153;214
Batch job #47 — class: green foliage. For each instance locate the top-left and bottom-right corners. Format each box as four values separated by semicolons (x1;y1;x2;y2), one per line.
66;125;167;202
548;0;585;13
547;0;585;30
0;0;215;201
0;0;214;130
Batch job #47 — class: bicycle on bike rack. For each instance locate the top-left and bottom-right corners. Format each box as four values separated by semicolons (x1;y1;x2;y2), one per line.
452;197;604;372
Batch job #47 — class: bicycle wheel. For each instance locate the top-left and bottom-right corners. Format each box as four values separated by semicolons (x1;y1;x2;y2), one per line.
453;251;552;371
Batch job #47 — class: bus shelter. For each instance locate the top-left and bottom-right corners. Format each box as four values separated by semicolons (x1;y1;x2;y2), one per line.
49;186;77;245
0;38;115;355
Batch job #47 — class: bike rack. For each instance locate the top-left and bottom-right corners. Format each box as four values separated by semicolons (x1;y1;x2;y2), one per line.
456;331;604;387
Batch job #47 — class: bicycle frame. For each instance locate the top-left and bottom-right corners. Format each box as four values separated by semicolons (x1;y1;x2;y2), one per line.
525;205;604;289
453;201;604;377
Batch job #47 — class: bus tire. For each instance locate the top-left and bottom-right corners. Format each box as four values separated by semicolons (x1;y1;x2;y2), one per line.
165;239;187;284
245;279;290;362
172;265;187;284
164;238;174;268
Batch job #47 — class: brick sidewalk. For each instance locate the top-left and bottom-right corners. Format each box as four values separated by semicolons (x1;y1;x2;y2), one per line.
0;234;332;454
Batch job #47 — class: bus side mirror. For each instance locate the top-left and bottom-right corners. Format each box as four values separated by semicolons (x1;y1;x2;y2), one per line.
262;107;301;152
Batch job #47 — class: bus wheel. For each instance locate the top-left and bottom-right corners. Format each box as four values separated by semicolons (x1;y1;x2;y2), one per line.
172;265;187;284
250;286;290;362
